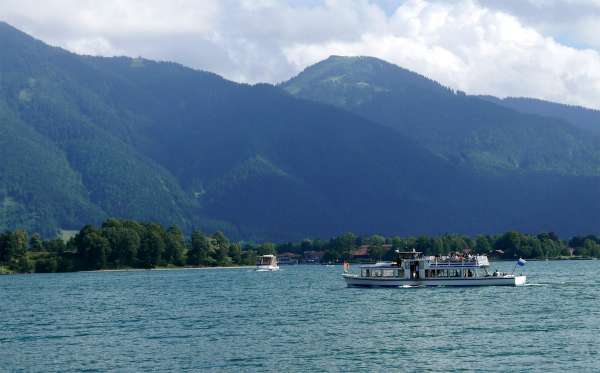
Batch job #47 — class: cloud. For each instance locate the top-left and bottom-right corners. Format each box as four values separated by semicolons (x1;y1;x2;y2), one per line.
479;0;600;50
1;0;599;109
283;0;600;109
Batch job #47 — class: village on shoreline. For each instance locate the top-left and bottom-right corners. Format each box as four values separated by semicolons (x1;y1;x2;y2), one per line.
1;218;599;275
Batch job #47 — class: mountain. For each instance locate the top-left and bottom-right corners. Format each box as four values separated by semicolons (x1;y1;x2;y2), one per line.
0;22;197;235
0;22;482;239
1;23;600;239
281;56;600;176
478;96;600;135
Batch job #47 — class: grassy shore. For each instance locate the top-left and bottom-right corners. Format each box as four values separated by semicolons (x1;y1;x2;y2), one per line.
83;265;254;273
0;264;256;275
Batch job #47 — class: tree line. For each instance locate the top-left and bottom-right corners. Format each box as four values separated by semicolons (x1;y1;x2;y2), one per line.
1;219;599;273
0;219;277;274
274;231;600;262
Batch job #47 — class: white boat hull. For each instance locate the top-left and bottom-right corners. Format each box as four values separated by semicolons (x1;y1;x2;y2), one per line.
256;265;279;272
343;274;526;287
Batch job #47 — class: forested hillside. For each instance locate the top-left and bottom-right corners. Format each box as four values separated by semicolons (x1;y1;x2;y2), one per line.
478;96;600;135
0;22;472;239
282;56;600;176
1;22;599;240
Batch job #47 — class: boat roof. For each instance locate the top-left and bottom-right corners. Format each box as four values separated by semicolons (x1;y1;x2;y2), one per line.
360;262;398;268
359;255;490;268
396;250;423;259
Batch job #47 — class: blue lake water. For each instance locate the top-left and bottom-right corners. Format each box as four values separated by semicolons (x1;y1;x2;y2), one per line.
1;260;599;372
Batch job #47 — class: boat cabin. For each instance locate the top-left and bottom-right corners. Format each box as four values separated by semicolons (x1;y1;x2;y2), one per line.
256;254;277;267
358;251;491;280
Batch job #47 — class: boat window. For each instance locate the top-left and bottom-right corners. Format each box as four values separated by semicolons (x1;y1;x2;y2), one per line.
434;269;455;278
383;269;395;277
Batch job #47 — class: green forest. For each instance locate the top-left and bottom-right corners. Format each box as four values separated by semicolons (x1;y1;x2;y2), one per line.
3;22;600;241
1;218;599;274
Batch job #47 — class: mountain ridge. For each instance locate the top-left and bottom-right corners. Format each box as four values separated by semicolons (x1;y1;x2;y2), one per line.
1;23;600;239
281;55;600;177
478;95;600;135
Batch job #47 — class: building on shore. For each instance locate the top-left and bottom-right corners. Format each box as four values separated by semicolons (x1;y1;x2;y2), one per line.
277;252;300;265
303;250;325;264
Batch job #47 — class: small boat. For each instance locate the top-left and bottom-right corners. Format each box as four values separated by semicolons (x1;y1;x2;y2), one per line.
343;250;526;287
256;254;279;271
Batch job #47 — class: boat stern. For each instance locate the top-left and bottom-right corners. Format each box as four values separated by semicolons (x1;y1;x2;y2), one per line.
514;275;526;286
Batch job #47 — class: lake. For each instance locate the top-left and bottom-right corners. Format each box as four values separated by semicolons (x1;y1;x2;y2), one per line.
1;260;599;372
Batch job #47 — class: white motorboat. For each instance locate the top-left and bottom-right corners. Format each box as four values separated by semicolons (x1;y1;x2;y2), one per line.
343;250;526;287
256;254;279;271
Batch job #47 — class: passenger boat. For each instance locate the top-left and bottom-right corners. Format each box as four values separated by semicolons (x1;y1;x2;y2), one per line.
343;250;526;287
256;254;279;271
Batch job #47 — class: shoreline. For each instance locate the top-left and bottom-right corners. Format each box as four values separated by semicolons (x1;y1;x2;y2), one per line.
80;265;254;273
2;257;597;275
0;265;255;275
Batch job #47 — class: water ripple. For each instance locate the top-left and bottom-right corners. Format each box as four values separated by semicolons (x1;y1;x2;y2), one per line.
1;261;600;371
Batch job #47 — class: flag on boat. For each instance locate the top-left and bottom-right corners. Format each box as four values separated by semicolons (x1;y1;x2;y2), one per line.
517;258;527;266
343;261;350;272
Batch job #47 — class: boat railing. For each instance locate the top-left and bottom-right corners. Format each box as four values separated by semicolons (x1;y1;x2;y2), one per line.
426;255;489;267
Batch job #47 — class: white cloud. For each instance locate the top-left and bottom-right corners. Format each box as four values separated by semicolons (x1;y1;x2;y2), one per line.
1;0;600;109
479;0;600;49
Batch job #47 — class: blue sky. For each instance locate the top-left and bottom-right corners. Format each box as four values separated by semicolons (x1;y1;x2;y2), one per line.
2;0;600;109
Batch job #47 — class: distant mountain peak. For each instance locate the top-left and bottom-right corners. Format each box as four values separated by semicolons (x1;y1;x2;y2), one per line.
282;55;451;108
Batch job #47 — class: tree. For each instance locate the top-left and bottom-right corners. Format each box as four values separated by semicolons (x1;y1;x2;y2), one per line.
29;233;44;251
391;236;403;249
242;248;257;266
431;238;445;255
44;238;66;254
212;231;229;249
366;235;385;246
138;224;166;268
337;232;357;260
210;231;231;265
475;236;492;254
15;256;32;273
188;230;214;266
584;239;600;257
0;232;11;263
257;242;276;256
35;256;58;273
229;243;242;264
187;230;202;266
368;245;386;260
102;227;140;267
495;231;522;258
86;233;109;270
73;225;109;270
0;230;29;268
416;236;430;253
165;225;186;266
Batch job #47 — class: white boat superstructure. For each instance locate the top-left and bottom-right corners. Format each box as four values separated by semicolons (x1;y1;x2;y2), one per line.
343;250;526;287
256;254;279;271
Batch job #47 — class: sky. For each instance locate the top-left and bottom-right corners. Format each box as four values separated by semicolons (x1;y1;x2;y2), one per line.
1;0;600;109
